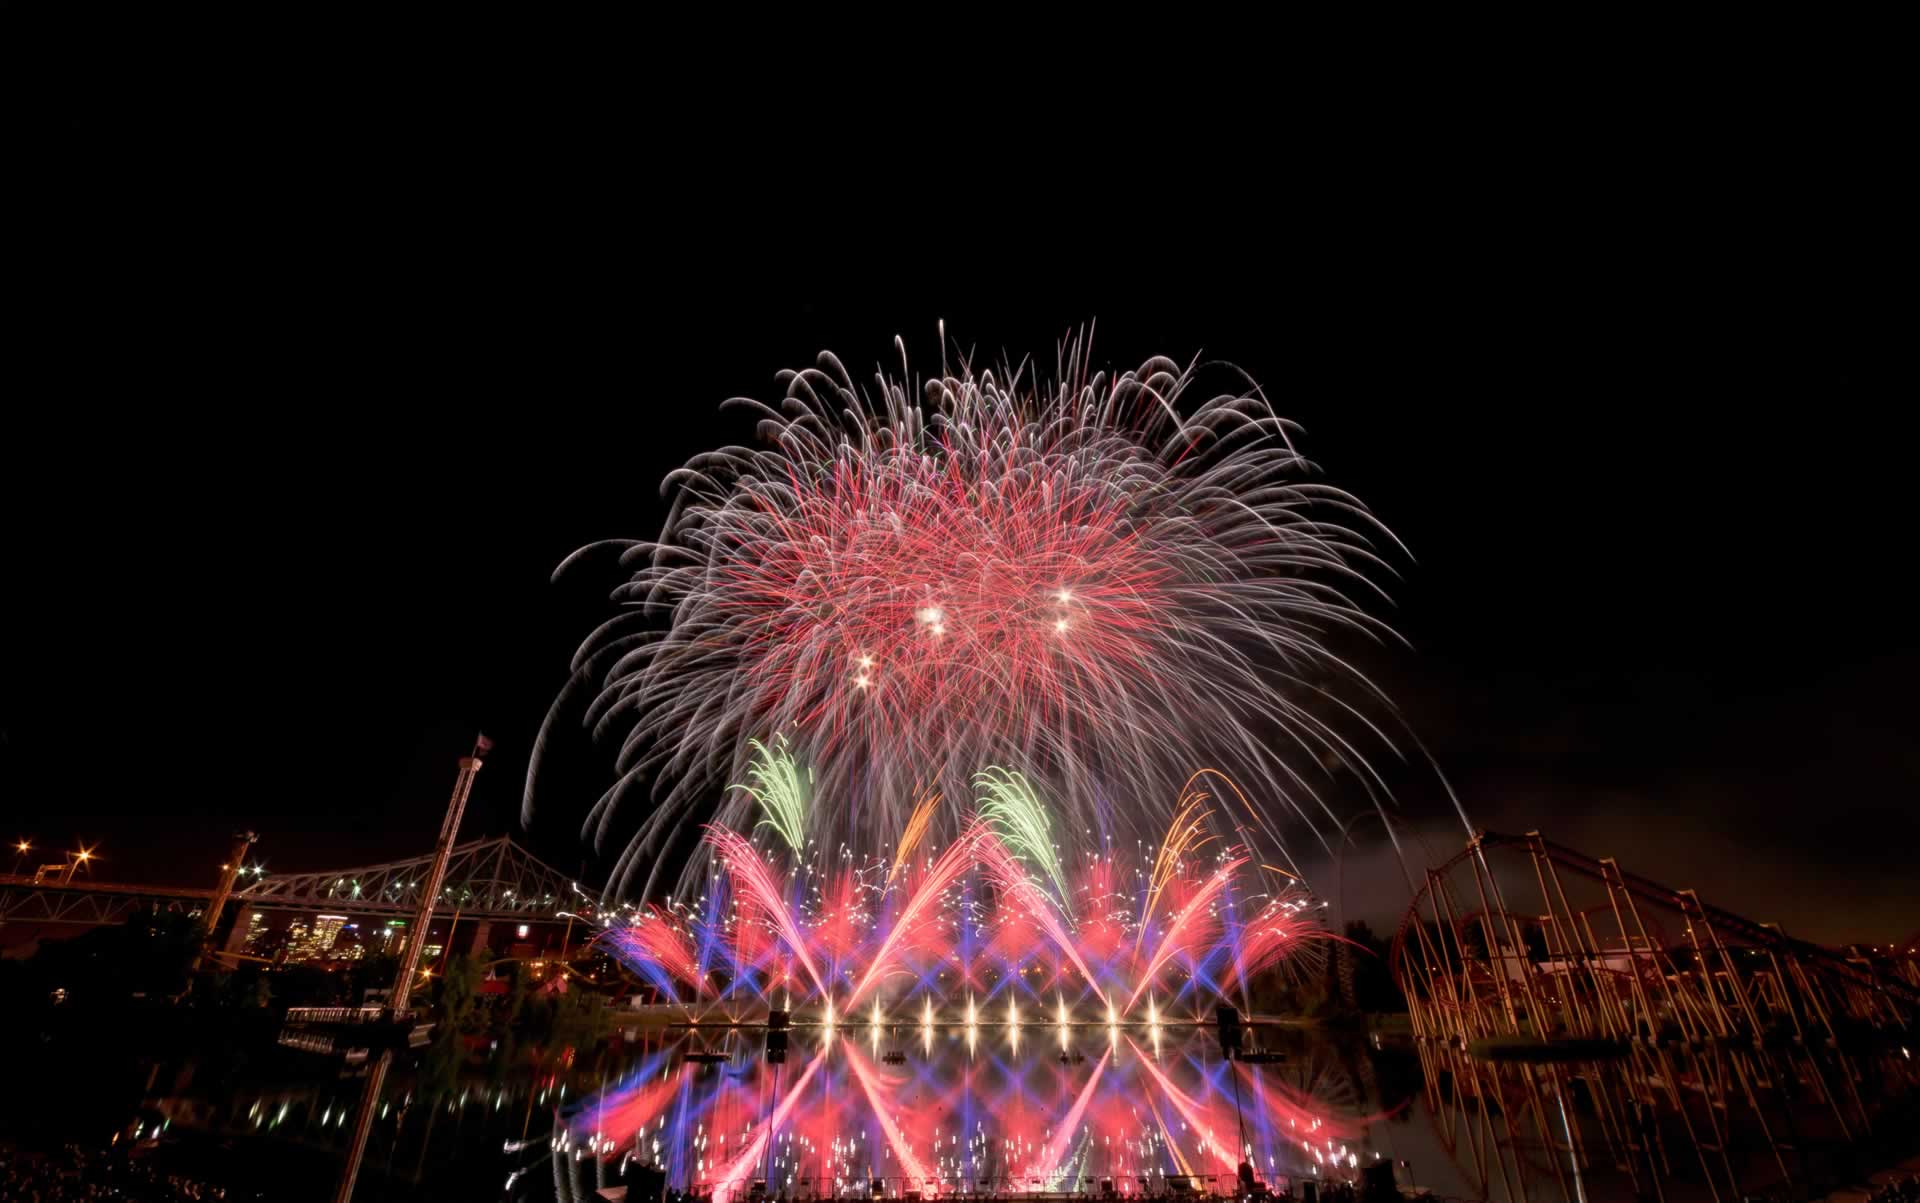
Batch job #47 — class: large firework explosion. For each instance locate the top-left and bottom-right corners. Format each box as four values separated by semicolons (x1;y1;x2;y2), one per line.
562;783;1357;1203
598;765;1334;1022
529;330;1407;904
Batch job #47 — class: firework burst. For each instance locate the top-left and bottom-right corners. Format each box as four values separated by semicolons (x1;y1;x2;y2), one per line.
532;330;1405;900
596;794;1333;1023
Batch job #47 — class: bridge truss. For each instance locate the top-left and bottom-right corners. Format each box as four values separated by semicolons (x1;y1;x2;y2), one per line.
1391;830;1918;1203
0;837;594;930
236;834;587;921
0;877;211;927
236;836;587;920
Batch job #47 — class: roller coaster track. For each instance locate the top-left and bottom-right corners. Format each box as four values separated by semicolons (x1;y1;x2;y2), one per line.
1389;830;1916;1203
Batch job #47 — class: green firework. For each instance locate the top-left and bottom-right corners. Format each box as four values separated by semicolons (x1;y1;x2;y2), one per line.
974;766;1068;898
733;735;810;853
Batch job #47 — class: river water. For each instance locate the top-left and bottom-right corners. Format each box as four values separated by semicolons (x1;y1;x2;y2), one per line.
155;1021;1546;1203
152;1018;1906;1203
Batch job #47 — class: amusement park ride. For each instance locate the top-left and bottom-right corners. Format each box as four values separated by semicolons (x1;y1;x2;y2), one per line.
1390;831;1918;1203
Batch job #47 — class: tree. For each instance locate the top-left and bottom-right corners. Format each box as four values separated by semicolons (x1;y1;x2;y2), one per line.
217;963;273;1009
1343;921;1405;1013
549;983;611;1054
350;951;400;995
418;954;486;1099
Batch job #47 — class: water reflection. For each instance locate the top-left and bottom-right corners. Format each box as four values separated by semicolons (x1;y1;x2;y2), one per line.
557;1026;1379;1201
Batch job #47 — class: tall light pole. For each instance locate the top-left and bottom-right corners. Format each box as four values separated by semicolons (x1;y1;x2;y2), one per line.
333;733;491;1203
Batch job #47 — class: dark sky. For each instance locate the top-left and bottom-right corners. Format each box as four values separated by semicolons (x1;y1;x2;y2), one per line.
4;69;1913;945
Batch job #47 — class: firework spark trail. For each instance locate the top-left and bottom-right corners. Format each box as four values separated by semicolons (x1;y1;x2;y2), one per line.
734;735;810;854
1242;1067;1369;1142
599;798;1328;1018
841;1045;935;1187
529;335;1410;902
975;766;1068;899
887;787;941;887
972;832;1107;1002
1137;790;1218;953
1125;858;1243;1011
847;824;983;1007
563;1047;681;1149
1231;893;1326;990
708;827;826;998
553;1023;1382;1198
1141;1086;1201;1181
1183;768;1311;882
1028;1049;1112;1187
707;1050;826;1203
599;906;712;998
1125;1036;1242;1173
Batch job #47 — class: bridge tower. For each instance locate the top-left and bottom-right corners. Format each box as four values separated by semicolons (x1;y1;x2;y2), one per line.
333;733;491;1203
189;830;257;974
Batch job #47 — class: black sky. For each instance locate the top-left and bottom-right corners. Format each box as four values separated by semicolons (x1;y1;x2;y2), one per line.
4;60;1913;945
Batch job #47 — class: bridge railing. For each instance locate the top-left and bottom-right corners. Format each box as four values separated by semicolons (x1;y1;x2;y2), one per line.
279;1006;434;1054
284;1005;396;1026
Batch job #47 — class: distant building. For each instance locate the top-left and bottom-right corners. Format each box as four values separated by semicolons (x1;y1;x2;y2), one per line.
377;920;407;956
328;921;367;961
313;915;347;952
285;914;350;963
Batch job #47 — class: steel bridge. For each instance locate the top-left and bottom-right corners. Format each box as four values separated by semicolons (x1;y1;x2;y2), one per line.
0;835;588;929
0;875;216;927
235;834;583;920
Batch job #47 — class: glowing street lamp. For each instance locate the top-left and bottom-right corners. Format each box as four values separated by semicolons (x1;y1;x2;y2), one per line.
54;847;96;885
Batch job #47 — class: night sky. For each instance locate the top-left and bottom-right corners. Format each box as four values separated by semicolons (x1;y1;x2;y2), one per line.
5;79;1913;946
